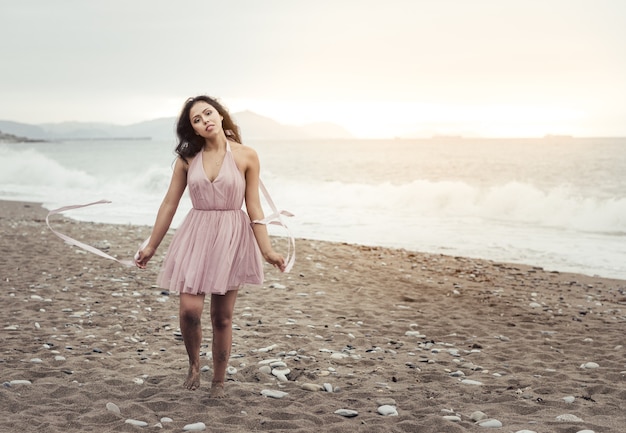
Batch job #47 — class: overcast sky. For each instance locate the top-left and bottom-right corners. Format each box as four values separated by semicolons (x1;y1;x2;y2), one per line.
1;0;625;137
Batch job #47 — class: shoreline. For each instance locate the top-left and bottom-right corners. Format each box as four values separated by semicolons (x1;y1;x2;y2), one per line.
2;200;625;432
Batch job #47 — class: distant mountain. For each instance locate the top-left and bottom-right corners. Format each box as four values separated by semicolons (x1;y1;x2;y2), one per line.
0;111;353;141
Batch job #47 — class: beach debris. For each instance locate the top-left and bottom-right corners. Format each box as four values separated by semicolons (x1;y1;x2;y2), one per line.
334;409;358;417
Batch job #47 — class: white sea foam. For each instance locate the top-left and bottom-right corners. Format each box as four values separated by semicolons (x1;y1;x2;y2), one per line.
2;139;625;279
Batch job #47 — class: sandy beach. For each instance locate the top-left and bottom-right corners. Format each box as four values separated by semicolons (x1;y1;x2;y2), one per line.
1;200;625;433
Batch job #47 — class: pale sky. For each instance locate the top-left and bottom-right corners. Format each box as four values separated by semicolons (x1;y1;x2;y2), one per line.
1;0;625;138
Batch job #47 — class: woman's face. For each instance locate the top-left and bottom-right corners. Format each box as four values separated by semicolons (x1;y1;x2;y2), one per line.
189;101;223;138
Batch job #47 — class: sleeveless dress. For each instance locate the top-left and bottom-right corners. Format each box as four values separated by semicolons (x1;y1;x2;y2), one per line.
157;142;264;295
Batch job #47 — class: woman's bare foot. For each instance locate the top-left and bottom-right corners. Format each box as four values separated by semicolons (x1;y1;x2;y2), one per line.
209;381;226;399
183;366;200;390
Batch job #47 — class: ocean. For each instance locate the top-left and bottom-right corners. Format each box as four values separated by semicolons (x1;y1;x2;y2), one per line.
1;137;625;280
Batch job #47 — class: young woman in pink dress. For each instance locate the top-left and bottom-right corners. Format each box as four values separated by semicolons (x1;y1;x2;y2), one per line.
135;95;286;398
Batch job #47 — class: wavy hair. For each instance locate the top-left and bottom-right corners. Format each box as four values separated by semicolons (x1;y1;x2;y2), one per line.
174;95;241;161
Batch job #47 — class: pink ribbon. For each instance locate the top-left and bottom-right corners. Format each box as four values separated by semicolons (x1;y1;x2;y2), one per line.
253;179;296;273
46;180;295;272
45;200;147;267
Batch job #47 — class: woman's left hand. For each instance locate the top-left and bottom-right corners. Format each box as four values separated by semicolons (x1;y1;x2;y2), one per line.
264;250;286;272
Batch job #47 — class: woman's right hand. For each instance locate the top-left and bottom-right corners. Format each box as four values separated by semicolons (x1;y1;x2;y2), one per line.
134;246;156;269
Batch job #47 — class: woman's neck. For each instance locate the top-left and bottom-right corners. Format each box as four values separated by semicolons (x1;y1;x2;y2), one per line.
203;133;228;152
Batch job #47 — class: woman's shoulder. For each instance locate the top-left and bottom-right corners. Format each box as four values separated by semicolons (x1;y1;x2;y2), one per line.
230;141;258;158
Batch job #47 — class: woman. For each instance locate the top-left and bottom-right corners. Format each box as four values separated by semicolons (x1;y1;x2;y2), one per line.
135;95;286;398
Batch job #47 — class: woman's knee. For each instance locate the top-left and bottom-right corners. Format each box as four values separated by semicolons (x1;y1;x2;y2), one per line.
180;307;202;327
211;313;232;331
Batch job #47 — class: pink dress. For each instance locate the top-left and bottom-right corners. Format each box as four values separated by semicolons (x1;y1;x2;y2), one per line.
157;143;264;295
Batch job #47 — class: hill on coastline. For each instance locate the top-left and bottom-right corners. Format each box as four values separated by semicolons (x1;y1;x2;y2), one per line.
0;111;353;142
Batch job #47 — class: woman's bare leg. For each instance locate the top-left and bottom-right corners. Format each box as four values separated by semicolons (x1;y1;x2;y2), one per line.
179;293;205;390
209;289;238;398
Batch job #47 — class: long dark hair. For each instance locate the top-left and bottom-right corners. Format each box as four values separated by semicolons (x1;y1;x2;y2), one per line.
175;95;241;161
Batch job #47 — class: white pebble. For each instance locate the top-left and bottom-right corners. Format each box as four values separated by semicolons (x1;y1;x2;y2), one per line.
259;365;272;374
9;380;32;385
580;362;599;369
405;331;426;338
556;414;584;422
334;409;358;417
106;402;121;414
443;415;461;422
260;389;288;399
54;355;66;361
301;383;323;391
160;417;173;423
562;396;576;403
30;358;43;363
377;405;398;416
575;430;595;433
125;419;148;427
461;379;483;385
514;430;538;433
478;419;503;428
258;344;277;352
183;422;206;431
227;366;237;375
133;378;144;385
323;383;333;393
470;411;488;421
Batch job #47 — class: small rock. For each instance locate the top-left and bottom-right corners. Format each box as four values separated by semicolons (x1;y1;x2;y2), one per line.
9;380;32;386
125;419;148;427
377;405;398;416
443;415;461;422
183;422;206;431
580;362;599;369
478;419;503;428
461;379;483;385
160;417;173;423
514;430;538;433
105;402;121;415
470;411;488;421
260;389;288;399
301;383;323;392
575;430;595;433
334;409;358;417
556;414;584;422
562;396;576;403
323;383;333;392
